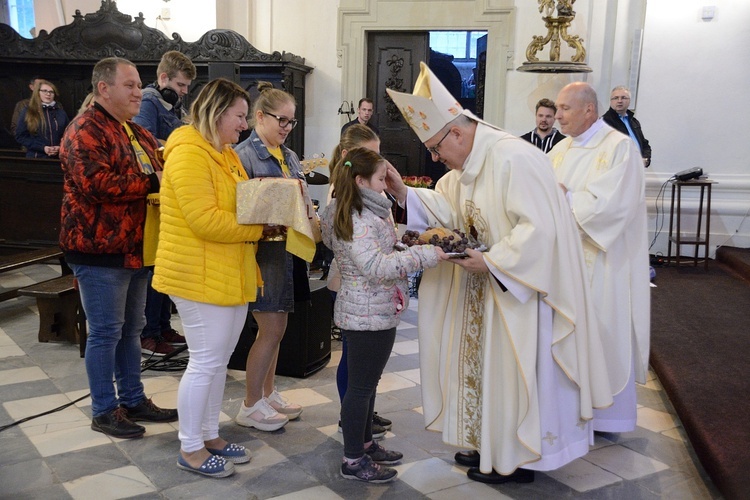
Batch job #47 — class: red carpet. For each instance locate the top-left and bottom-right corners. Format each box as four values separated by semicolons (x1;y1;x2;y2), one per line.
650;248;750;500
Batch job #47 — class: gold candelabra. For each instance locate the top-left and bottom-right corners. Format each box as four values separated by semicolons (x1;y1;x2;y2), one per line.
517;0;592;73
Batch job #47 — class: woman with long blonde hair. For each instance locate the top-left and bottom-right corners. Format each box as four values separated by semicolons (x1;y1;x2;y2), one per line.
15;79;69;158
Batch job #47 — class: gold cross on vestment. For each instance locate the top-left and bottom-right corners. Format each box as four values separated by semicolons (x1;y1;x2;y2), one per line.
543;431;558;445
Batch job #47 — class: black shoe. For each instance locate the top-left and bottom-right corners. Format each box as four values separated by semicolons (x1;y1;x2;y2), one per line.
365;441;403;465
454;450;480;467
91;407;145;439
340;454;397;483
338;420;387;439
373;412;392;430
122;397;178;423
467;467;535;484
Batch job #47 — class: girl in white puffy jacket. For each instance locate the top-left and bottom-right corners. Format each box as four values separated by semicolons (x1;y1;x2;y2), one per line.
320;147;444;483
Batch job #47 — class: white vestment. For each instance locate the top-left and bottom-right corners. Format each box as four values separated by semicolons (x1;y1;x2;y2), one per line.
410;123;613;474
549;120;651;432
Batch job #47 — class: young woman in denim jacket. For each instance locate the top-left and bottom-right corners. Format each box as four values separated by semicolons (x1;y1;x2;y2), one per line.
233;82;306;431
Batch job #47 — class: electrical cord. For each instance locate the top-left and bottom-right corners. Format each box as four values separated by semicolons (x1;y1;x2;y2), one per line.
0;344;188;433
649;175;676;250
141;345;189;372
710;203;750;259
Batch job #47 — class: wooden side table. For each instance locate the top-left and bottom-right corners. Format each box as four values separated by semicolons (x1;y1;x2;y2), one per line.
667;179;715;269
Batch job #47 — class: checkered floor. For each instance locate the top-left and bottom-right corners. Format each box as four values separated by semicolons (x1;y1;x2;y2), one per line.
0;264;721;499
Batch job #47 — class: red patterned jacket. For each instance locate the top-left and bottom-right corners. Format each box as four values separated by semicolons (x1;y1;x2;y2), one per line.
60;102;161;269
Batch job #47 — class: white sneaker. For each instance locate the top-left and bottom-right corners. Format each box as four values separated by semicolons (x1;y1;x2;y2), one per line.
267;388;303;420
235;398;288;431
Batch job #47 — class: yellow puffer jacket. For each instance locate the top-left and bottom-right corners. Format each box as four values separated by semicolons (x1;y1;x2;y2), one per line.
153;126;263;306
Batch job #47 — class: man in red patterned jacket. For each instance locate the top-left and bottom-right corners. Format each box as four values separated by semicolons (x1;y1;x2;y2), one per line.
60;57;178;439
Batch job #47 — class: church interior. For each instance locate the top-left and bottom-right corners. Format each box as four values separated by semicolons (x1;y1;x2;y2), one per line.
0;0;747;498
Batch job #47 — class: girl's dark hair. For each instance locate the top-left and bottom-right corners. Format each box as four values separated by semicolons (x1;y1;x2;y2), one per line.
333;147;385;241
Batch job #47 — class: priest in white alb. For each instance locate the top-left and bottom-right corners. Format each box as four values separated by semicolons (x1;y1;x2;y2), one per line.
549;82;651;433
384;63;613;484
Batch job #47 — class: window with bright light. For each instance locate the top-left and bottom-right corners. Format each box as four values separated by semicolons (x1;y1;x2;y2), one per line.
8;0;35;38
429;31;487;61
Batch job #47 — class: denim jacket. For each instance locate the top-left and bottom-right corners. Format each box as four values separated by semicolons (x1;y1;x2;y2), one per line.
132;86;183;142
234;129;304;180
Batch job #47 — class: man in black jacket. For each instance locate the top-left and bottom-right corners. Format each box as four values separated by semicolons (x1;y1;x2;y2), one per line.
341;98;379;136
602;86;652;167
521;98;565;153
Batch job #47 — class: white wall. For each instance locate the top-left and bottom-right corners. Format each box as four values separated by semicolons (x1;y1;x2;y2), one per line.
638;1;750;253
34;0;212;42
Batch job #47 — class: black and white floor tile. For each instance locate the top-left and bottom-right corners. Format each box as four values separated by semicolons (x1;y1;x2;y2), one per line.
0;264;721;499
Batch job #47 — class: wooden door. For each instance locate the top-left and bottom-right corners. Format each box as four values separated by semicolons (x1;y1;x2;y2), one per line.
366;31;429;177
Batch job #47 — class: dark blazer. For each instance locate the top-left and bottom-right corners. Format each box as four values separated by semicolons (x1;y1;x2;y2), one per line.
602;107;651;167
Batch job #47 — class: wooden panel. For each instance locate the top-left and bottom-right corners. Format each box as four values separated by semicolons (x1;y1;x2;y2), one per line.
367;31;429;177
0;157;63;246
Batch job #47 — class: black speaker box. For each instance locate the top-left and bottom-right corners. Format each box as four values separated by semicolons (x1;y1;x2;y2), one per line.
208;62;241;84
228;280;332;378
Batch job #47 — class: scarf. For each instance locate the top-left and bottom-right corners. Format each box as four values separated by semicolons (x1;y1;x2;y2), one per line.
360;187;392;220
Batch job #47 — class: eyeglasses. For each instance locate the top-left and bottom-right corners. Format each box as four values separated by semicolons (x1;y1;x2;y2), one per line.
264;111;298;130
426;129;452;157
39;89;55;95
610;96;630;101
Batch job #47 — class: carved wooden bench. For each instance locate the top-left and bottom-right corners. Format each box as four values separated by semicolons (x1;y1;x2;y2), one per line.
17;274;87;357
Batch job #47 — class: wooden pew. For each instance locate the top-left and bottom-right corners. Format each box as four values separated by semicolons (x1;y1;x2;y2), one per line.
0;246;64;302
0;246;85;356
0;155;63;248
18;274;87;357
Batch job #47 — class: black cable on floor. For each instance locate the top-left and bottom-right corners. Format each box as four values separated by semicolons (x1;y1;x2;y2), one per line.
0;344;188;433
141;345;189;372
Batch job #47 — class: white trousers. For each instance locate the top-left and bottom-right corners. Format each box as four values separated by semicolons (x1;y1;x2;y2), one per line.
171;296;247;452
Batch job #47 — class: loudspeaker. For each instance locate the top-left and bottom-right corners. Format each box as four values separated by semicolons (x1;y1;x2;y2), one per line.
228;280;332;378
208;62;241;84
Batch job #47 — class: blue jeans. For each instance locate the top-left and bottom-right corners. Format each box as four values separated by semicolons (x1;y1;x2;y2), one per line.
142;268;173;339
69;264;149;417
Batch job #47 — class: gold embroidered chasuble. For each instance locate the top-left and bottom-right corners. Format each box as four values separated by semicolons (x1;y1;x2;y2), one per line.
548;124;651;391
412;123;612;474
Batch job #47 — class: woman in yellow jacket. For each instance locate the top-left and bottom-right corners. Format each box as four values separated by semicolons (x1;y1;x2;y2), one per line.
153;78;266;479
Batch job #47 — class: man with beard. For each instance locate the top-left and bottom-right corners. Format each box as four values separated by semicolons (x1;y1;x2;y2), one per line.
521;98;565;153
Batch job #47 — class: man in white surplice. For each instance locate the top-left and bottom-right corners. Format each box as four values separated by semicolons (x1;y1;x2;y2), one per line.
385;63;613;484
549;82;651;433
